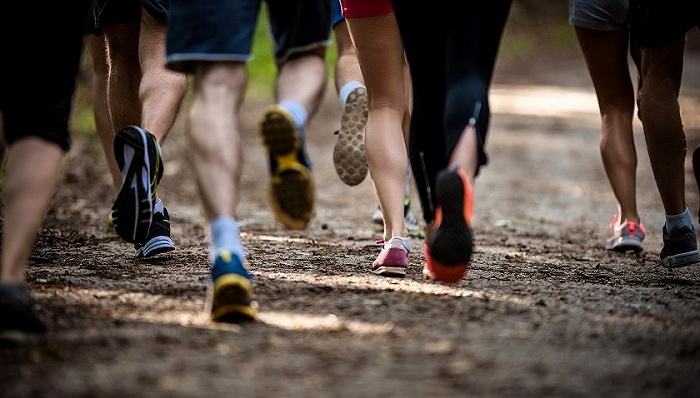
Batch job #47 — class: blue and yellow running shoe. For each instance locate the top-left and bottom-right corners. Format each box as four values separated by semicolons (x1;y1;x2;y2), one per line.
208;250;256;323
258;106;315;231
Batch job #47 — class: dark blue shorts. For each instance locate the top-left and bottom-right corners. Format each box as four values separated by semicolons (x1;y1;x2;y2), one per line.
333;0;343;27
166;0;332;73
629;0;699;48
85;0;169;35
2;1;88;151
569;0;629;31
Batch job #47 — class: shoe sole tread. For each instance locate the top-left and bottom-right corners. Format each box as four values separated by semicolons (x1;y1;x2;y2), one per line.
259;108;315;230
333;87;368;186
430;170;473;265
605;236;644;254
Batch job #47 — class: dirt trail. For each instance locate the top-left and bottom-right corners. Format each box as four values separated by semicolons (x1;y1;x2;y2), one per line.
2;28;700;398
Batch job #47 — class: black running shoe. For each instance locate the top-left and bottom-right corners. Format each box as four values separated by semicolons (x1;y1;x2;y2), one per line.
660;225;700;268
0;284;47;346
111;126;164;243
134;207;175;258
423;167;473;284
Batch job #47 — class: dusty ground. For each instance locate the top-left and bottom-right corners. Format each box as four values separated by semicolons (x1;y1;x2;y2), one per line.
2;21;700;398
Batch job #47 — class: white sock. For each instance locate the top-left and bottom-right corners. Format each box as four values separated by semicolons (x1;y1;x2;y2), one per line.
339;81;364;108
387;236;410;252
665;208;694;232
278;99;307;130
210;216;245;262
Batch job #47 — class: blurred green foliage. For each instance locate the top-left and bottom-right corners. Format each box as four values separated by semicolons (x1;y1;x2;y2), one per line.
247;6;338;98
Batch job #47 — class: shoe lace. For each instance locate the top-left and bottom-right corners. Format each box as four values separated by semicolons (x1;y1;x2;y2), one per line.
610;214;646;235
628;222;646;235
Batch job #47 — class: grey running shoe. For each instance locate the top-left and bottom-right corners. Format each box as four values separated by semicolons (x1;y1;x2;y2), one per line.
403;197;424;238
372;206;383;225
660;225;700;268
404;209;423;238
134;207;175;258
111;126;163;243
372;196;424;238
333;86;368;186
259;105;315;231
605;215;645;254
0;284;47;346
